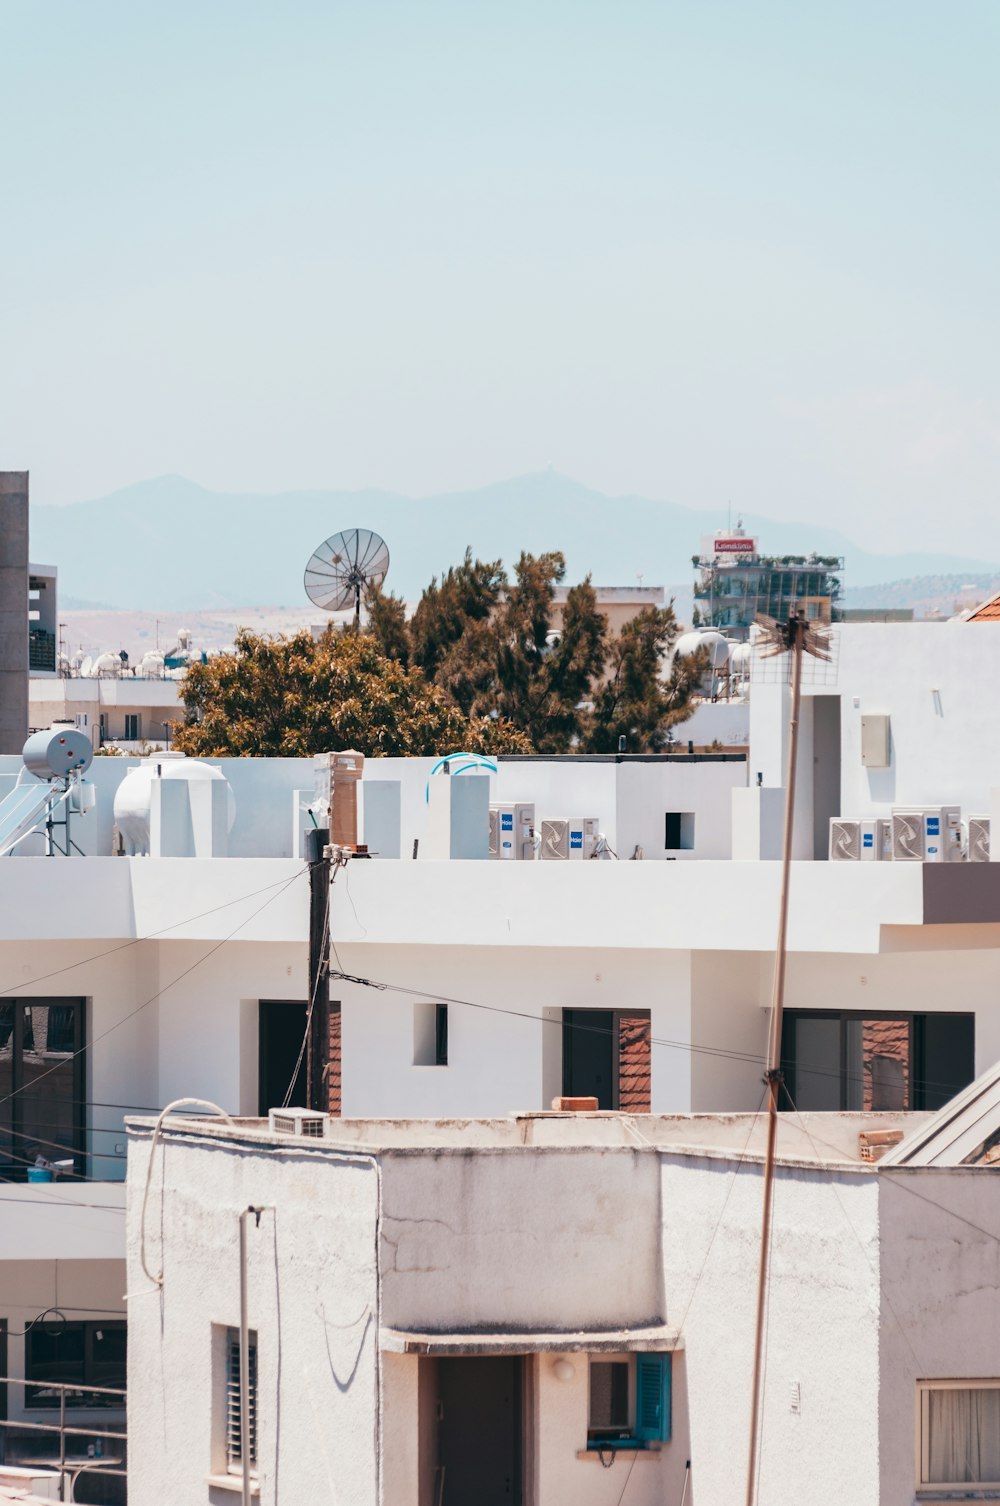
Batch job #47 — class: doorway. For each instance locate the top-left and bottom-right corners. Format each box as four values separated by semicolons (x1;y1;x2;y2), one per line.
562;1010;652;1111
437;1356;522;1506
258;1001;308;1113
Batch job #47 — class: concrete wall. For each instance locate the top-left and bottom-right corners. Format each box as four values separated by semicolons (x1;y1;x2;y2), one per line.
0;473;29;755
878;1167;1000;1505
661;1153;882;1506
379;1145;663;1332
126;1129;381;1506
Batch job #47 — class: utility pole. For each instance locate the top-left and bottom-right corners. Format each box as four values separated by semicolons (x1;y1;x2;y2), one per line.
305;826;331;1112
744;611;829;1506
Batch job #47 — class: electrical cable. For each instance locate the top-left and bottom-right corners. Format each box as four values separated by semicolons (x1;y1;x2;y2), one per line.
0;870;306;1000
281;864;335;1109
0;869;305;1117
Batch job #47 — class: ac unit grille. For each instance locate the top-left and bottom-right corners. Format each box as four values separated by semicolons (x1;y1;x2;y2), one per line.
969;818;991;863
830;819;860;861
892;813;925;861
268;1109;325;1137
540;819;569;860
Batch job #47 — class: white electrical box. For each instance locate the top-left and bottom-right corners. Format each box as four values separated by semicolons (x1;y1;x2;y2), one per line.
861;714;891;768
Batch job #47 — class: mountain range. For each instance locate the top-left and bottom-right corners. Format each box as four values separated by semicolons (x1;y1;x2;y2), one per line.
31;472;996;612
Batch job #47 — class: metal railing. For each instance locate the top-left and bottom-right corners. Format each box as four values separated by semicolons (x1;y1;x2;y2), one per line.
0;1374;126;1502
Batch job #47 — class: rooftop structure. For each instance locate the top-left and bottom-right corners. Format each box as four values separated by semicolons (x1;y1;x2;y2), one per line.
126;1100;1000;1505
692;525;844;638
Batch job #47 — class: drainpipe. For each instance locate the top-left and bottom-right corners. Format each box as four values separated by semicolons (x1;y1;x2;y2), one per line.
239;1206;269;1506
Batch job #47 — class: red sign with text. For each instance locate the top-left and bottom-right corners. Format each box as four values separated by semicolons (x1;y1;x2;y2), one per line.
714;536;756;554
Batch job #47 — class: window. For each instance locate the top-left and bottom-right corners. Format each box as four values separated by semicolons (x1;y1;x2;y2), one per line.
414;1002;448;1066
0;1000;86;1179
918;1381;1000;1491
781;1010;974;1113
124;714;141;741
26;1320;126;1409
587;1354;671;1449
665;813;695;851
226;1329;258;1472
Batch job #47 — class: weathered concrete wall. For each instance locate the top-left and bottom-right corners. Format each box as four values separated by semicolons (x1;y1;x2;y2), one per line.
0;473;29;755
878;1167;1000;1505
660;1153;881;1506
126;1129;381;1506
379;1145;663;1333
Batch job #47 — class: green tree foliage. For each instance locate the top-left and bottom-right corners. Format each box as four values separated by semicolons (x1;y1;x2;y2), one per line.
177;548;703;757
174;628;530;758
581;607;703;752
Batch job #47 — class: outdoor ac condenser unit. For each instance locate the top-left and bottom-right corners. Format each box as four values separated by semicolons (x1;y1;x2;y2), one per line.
268;1108;326;1138
489;805;517;860
568;817;599;861
540;819;569;860
968;817;991;863
515;803;536;860
891;807;962;863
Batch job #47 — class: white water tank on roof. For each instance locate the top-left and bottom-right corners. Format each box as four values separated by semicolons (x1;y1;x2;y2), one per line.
138;651;165;679
113;757;236;855
94;652;120;677
730;642;752;676
674;629;730;669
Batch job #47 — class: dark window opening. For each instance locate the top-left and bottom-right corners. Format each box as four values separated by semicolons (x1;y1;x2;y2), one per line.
0;1000;86;1180
435;1003;448;1067
665;813;695;851
258;1001;308;1114
26;1320;126;1409
780;1010;974;1112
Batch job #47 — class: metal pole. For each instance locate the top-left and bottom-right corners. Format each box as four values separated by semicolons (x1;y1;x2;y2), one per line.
306;828;331;1112
744;618;804;1506
238;1207;265;1506
59;1387;66;1500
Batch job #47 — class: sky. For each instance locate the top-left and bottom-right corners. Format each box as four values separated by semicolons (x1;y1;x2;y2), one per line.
2;1;998;554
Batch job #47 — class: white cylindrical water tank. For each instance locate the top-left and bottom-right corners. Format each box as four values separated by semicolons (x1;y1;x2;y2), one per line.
113;757;236;855
138;651;165;679
22;728;93;780
673;629;730;669
94;652;120;678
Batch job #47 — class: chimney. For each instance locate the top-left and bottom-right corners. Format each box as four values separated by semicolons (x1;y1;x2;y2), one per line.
0;473;29;755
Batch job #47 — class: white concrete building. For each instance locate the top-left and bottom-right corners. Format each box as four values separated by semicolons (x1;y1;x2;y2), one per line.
126;1095;1000;1506
3;617;1000;1494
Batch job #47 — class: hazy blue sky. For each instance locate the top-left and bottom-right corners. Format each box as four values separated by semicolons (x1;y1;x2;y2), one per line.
2;2;998;553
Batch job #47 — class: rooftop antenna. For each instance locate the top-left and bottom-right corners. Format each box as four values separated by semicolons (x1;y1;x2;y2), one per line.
304;528;390;631
744;610;831;1506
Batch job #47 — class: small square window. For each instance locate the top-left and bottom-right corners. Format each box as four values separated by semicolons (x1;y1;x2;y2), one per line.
414;1002;448;1066
665;813;695;851
587;1353;671;1449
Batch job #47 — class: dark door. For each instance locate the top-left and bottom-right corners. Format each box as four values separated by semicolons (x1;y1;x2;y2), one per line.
438;1356;521;1506
258;1001;308;1113
563;1009;615;1108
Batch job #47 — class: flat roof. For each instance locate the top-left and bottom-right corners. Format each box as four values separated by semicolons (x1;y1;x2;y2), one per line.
128;1109;929;1169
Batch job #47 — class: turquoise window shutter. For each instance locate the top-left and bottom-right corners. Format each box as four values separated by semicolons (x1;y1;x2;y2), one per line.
635;1354;671;1442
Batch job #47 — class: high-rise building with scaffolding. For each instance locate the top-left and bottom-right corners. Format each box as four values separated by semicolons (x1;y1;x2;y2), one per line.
692;524;844;638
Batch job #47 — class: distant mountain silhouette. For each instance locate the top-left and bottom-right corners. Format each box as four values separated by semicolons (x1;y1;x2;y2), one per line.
30;472;996;611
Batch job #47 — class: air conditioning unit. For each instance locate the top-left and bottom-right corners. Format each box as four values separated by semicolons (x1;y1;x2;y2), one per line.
540;819;569;860
968;816;991;863
891;807;962;863
489;805;517;860
568;817;600;861
830;818;862;860
515;803;536;861
268;1108;326;1138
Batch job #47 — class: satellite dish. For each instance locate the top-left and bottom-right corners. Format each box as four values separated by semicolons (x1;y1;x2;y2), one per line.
304;528;390;629
79;655;93;678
